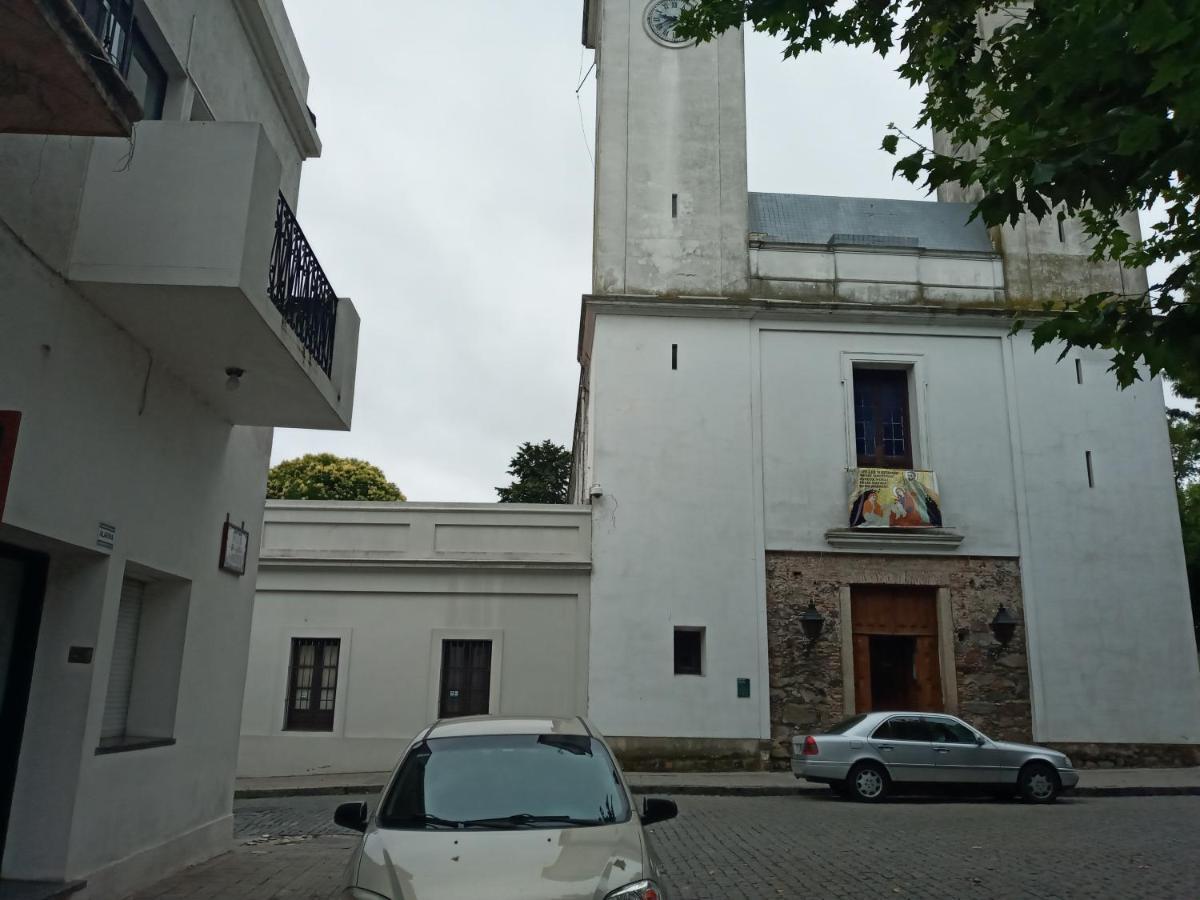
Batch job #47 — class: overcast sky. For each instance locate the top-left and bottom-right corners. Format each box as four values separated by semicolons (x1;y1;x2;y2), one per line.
274;2;1172;502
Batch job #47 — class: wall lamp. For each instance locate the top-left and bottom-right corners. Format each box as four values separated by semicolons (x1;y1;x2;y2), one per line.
800;601;825;642
990;605;1019;646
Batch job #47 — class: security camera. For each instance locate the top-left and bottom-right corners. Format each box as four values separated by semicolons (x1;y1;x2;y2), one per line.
588;483;604;498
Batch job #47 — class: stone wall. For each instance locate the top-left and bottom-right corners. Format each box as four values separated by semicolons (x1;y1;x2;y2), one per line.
766;551;1032;764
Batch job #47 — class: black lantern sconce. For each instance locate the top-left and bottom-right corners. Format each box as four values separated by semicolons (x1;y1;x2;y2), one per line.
990;605;1019;646
800;601;825;642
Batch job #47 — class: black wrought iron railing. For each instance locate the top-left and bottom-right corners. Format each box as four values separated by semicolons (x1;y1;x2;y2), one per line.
268;193;339;377
72;0;135;77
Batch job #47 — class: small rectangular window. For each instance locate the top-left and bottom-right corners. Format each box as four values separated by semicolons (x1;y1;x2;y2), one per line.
285;638;341;731
673;628;704;676
853;368;913;468
438;639;492;718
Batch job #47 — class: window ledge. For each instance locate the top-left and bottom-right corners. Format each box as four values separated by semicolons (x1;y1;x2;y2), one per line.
94;736;176;756
825;527;964;554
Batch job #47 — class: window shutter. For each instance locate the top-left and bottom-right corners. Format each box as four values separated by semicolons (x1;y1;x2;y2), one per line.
101;577;145;739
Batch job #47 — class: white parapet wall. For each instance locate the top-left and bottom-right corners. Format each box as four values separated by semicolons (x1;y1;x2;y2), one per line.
239;502;592;777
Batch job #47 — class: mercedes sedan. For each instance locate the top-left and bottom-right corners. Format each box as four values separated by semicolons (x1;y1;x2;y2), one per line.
791;712;1079;803
335;716;676;900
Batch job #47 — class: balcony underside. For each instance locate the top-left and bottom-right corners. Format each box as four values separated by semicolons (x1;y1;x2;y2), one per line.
74;280;349;430
0;0;141;136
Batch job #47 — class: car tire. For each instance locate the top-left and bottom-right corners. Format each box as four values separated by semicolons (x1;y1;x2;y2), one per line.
1017;762;1061;804
847;762;889;803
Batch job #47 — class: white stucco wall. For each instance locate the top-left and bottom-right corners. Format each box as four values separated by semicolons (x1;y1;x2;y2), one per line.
583;300;1200;745
591;0;749;295
239;504;592;777
0;0;340;893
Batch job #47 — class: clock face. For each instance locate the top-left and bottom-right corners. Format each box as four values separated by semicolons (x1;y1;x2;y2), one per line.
645;0;691;46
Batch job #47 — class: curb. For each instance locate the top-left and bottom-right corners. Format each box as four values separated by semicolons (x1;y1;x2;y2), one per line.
235;783;1200;800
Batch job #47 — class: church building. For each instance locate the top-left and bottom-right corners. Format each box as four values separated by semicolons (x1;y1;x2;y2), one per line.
570;0;1200;768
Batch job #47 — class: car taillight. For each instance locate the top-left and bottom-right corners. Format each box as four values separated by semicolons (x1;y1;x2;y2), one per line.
802;735;819;756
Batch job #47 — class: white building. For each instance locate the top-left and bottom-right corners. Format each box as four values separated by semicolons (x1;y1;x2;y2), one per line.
0;1;358;896
571;0;1200;768
239;502;591;777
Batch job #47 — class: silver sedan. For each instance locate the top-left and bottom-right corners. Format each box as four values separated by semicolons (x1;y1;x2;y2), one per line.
791;712;1079;803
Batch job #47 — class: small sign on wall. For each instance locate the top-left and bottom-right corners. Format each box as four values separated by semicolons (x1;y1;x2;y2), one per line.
219;519;249;576
0;411;21;521
96;521;116;552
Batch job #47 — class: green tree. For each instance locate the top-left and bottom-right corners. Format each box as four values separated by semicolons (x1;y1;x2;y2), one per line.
677;0;1200;388
267;453;405;501
496;440;571;504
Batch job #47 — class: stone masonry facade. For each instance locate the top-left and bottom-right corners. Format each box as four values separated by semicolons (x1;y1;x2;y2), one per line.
765;551;1032;765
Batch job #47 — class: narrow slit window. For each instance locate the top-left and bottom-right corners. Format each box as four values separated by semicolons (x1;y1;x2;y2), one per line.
671;343;678;370
1057;216;1066;243
671;193;678;218
1075;359;1083;384
1085;451;1094;488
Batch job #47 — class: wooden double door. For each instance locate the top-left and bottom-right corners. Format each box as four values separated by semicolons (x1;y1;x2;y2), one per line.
851;586;943;714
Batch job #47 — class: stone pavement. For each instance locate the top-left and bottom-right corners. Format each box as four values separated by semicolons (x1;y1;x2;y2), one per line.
234;766;1200;799
126;792;1200;899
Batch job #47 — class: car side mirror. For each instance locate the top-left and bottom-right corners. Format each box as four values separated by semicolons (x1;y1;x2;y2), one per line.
974;735;986;747
640;797;678;826
334;801;369;833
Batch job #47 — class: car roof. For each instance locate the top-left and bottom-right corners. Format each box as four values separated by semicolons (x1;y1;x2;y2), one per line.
833;711;967;731
425;715;591;739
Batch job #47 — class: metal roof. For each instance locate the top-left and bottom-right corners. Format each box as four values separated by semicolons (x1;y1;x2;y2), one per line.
749;192;995;254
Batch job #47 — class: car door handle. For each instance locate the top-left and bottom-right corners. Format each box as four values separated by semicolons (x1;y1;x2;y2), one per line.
878;745;894;751
934;747;950;754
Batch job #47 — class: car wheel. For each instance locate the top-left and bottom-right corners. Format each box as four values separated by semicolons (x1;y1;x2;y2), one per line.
847;762;889;803
1018;762;1060;804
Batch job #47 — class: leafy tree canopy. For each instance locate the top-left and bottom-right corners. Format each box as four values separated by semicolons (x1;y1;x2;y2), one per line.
496;440;571;504
267;453;405;501
677;0;1200;388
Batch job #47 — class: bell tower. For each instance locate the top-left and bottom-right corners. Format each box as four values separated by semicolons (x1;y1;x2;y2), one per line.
585;0;749;297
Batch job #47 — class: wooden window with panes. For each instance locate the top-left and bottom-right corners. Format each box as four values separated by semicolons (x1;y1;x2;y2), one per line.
284;638;340;731
853;368;913;469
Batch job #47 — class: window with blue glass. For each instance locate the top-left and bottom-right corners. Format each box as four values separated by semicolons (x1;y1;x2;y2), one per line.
853;368;913;468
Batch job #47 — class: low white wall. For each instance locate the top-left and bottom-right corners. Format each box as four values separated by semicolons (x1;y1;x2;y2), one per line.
239;503;592;777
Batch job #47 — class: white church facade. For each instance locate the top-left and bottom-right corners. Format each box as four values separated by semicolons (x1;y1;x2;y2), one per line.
237;1;1199;779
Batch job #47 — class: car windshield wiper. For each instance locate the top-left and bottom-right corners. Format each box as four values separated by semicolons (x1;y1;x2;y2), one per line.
387;813;463;830
460;813;604;829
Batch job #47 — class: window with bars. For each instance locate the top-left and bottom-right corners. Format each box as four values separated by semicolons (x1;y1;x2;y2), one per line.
853;368;913;468
285;638;340;731
438;639;493;718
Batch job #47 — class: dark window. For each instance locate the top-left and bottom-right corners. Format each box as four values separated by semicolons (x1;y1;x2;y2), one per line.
378;734;631;830
285;638;339;731
72;1;166;118
853;368;913;468
673;628;704;675
438;640;492;718
825;714;869;735
925;718;977;745
126;26;167;119
872;716;930;743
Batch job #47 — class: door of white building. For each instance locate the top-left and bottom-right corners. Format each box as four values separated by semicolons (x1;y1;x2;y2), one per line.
0;543;48;873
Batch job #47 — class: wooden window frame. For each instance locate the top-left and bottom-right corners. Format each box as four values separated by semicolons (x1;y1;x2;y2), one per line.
284;637;340;732
437;639;494;718
852;367;914;469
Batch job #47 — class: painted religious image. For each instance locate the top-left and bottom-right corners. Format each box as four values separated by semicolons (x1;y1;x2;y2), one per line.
849;468;943;528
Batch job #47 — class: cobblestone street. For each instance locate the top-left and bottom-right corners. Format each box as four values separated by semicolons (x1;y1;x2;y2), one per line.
130;793;1200;899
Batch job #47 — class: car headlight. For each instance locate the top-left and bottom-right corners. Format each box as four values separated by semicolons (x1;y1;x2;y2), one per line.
606;879;665;900
1061;756;1073;769
340;889;390;900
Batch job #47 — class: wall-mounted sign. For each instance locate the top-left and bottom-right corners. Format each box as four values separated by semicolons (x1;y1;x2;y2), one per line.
849;468;942;528
96;521;116;552
0;411;21;521
219;520;249;576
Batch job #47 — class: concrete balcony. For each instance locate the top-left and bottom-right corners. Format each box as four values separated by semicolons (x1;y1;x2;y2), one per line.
0;0;141;136
68;121;359;430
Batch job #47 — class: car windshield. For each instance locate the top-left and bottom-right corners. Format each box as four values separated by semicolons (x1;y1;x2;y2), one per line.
377;733;631;830
825;714;869;734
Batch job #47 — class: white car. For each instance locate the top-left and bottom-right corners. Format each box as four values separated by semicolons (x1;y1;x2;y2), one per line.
335;716;677;900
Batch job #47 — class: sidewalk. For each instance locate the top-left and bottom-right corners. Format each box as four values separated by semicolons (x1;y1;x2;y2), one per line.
235;766;1200;799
